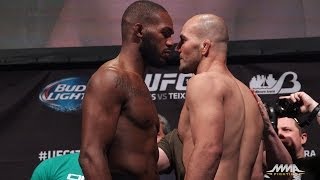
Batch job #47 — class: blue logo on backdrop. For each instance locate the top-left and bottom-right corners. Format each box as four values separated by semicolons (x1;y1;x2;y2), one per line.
39;77;88;112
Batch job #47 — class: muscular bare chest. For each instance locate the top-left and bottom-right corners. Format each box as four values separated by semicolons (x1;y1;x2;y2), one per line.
119;75;159;130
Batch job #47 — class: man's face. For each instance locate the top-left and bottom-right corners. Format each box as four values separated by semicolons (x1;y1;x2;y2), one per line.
277;117;307;156
175;22;201;73
140;12;174;67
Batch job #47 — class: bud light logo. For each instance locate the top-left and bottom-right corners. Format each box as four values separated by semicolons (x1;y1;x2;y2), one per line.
39;77;88;112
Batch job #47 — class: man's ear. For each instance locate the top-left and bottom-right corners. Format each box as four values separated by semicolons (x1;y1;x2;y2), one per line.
301;132;307;145
133;23;143;38
201;39;211;56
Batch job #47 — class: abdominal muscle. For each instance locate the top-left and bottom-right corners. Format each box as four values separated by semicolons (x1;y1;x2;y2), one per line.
107;121;158;178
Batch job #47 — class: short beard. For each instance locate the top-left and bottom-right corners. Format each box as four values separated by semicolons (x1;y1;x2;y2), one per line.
139;32;164;67
179;60;198;74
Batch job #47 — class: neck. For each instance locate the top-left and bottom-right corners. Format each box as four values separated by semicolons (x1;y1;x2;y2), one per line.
117;44;145;76
196;52;227;74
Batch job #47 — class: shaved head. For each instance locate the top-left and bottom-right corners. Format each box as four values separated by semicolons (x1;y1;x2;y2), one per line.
184;14;229;43
177;14;230;73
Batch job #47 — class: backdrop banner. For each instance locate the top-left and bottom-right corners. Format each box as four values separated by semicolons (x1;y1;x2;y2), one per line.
0;58;319;179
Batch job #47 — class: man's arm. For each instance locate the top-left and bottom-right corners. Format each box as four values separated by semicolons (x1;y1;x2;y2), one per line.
250;141;265;180
185;76;224;180
158;129;175;173
158;148;171;172
254;92;292;165
79;70;124;180
253;92;292;180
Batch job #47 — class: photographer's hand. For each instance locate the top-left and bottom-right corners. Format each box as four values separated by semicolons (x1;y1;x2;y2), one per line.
288;91;319;113
282;91;320;126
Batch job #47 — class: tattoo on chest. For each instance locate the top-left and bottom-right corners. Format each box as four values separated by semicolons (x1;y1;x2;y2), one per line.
114;76;151;98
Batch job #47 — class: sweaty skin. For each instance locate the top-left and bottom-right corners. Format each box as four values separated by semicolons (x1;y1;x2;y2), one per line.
176;14;263;180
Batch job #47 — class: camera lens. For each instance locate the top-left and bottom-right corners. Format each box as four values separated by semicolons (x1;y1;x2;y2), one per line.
275;99;301;118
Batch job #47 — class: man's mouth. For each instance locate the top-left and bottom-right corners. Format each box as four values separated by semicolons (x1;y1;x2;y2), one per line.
163;50;171;55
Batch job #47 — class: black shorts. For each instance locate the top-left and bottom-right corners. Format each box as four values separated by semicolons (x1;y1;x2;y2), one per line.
111;172;139;180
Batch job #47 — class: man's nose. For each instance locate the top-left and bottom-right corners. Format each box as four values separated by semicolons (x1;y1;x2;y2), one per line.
166;37;174;47
278;130;285;138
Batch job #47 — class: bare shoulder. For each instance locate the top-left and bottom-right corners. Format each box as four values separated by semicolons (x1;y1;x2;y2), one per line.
86;62;127;98
186;73;229;99
90;66;119;86
187;73;227;93
234;78;261;119
234;79;251;94
234;78;256;101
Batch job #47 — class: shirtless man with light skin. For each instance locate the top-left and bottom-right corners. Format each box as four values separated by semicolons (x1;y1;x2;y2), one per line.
176;14;263;180
79;1;174;180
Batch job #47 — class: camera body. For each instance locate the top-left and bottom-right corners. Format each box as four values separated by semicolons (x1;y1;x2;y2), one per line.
265;98;302;128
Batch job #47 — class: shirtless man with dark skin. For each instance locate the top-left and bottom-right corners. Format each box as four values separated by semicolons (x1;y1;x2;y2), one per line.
176;14;263;180
79;1;174;180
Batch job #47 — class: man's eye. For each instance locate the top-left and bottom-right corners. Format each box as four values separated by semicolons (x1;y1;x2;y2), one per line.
162;32;171;38
161;29;173;38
